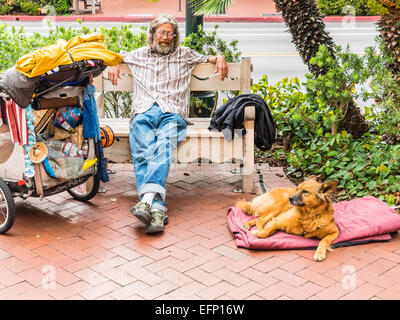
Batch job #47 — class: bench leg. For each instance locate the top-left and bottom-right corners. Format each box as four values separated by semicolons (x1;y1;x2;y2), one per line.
242;175;254;193
242;115;255;194
242;162;254;193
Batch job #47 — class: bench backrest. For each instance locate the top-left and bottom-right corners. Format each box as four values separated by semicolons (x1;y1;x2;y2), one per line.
93;57;252;117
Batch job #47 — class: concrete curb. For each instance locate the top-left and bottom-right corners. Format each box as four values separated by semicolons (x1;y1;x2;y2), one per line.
0;15;381;23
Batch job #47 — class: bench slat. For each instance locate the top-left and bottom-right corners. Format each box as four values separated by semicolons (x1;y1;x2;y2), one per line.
94;60;251;92
100;118;226;138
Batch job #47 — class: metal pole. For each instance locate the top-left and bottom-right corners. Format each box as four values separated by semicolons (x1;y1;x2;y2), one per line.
185;0;203;37
178;0;182;12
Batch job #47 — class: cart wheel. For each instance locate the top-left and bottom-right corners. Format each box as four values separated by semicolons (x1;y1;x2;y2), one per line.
67;175;100;202
0;178;16;234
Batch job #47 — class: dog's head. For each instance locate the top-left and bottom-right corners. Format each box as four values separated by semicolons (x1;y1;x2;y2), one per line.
289;176;338;207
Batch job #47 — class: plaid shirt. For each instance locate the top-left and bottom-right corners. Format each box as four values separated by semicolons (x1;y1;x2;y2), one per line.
121;46;209;120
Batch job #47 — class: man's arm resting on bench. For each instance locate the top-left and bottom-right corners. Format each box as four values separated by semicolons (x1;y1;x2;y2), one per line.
207;55;228;81
107;54;228;85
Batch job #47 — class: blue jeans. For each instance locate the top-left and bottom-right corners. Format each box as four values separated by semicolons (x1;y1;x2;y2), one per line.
129;103;187;212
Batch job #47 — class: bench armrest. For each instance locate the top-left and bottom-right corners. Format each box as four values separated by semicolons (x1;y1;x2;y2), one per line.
244;105;255;121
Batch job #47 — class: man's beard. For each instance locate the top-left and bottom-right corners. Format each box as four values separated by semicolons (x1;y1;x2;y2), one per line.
151;38;176;55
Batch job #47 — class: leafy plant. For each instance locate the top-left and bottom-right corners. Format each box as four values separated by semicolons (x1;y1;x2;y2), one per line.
361;38;400;143
251;40;400;206
367;0;389;14
316;0;386;15
252;76;309;152
190;0;234;16
305;44;370;136
0;0;72;15
182;24;241;63
44;0;73;15
0;21;89;72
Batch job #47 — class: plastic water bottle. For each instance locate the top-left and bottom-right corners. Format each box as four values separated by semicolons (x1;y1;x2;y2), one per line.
79;139;89;158
46;140;80;157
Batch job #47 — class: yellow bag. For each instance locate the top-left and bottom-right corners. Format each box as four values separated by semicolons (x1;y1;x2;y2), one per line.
16;33;123;78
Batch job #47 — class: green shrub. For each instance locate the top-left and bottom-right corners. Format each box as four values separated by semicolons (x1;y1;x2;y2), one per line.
367;0;389;15
253;74;400;205
361;38;400;143
0;0;41;15
45;0;72;15
19;0;41;15
0;0;72;15
0;22;82;72
0;3;13;15
251;40;400;206
182;25;241;63
316;0;385;15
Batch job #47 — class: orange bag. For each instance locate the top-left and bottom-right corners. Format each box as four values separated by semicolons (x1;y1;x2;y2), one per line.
100;125;115;148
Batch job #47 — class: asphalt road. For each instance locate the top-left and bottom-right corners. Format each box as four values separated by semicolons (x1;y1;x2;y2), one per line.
4;20;379;85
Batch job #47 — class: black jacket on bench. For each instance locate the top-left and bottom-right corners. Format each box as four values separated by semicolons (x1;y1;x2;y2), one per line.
208;93;276;151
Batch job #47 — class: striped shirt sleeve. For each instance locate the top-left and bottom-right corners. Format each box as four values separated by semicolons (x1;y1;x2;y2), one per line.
120;50;131;65
183;47;210;66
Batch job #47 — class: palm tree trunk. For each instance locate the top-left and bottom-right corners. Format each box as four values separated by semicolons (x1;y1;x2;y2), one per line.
376;14;400;77
273;0;335;76
273;0;369;138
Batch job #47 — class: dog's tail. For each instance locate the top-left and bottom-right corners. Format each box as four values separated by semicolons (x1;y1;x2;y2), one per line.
235;199;256;216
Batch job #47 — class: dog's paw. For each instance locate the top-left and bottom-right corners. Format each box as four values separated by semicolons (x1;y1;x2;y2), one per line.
313;250;326;262
251;229;260;237
242;223;250;230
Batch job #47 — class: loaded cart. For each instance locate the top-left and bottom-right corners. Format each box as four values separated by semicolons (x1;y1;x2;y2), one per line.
0;34;123;234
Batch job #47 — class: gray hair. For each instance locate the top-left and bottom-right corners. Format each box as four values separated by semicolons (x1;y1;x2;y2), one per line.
147;14;180;49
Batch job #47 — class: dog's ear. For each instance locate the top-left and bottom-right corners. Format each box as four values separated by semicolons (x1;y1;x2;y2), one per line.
307;175;318;181
321;180;338;195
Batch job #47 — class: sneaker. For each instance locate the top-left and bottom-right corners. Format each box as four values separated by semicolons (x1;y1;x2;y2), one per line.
144;210;168;234
130;201;152;225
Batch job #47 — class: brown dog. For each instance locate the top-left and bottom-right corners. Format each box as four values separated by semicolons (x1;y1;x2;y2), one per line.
236;176;339;261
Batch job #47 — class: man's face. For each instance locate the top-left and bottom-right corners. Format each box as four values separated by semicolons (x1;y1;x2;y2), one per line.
155;23;174;46
152;22;176;54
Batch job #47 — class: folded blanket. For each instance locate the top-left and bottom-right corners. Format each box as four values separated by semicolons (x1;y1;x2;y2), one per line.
227;196;400;250
5;99;28;145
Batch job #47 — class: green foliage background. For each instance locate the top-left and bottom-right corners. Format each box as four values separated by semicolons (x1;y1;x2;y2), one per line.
316;0;389;16
252;41;400;205
0;0;72;15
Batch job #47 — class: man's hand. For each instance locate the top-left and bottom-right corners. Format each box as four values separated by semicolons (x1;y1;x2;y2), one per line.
209;55;228;81
215;55;228;81
108;65;121;86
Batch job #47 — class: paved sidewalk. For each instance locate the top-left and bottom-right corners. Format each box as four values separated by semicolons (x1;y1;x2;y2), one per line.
0;162;400;300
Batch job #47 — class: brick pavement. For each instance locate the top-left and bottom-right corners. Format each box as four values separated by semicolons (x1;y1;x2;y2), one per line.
0;162;400;300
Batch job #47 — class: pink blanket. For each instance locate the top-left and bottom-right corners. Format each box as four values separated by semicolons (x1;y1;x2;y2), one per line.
227;196;400;250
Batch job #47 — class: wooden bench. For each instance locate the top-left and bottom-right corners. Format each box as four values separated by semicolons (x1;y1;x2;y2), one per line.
73;0;102;14
94;57;255;193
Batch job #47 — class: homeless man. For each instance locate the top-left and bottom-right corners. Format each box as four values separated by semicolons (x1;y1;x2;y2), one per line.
107;14;228;234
